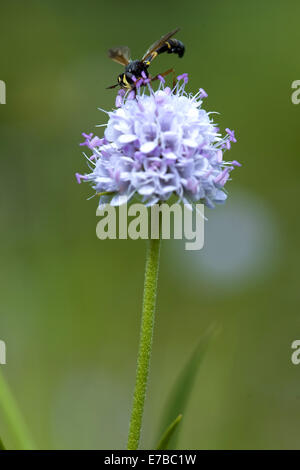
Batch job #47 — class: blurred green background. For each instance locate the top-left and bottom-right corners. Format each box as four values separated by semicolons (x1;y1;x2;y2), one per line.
0;0;300;450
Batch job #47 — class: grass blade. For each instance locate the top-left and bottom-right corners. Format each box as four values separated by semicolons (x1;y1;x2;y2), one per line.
155;323;218;449
156;414;182;450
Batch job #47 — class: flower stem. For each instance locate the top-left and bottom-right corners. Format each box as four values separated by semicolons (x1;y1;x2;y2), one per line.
0;369;36;449
127;237;161;450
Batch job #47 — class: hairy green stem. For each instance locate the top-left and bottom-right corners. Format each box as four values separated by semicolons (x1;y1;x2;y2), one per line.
127;237;161;450
0;370;36;449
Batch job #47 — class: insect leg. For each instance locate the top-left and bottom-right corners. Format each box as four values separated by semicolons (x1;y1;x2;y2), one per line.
106;83;119;89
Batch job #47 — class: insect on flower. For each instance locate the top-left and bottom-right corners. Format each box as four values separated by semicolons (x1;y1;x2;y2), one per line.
77;74;240;209
107;28;185;90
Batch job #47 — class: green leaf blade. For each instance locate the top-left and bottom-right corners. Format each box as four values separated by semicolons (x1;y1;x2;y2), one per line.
155;323;218;449
156;414;182;450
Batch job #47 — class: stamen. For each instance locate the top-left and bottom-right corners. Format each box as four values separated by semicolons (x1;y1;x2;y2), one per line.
199;88;208;99
177;73;189;84
75;173;86;184
225;128;237;143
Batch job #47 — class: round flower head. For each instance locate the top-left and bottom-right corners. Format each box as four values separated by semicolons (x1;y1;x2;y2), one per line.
76;74;240;208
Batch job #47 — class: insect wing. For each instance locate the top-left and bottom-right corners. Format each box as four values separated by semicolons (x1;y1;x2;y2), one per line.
141;28;180;61
108;46;131;66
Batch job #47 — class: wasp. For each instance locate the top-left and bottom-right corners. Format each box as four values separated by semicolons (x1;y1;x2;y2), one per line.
107;28;185;90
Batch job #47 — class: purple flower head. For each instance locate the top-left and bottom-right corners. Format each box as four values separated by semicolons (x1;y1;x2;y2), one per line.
76;75;240;208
